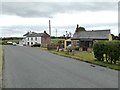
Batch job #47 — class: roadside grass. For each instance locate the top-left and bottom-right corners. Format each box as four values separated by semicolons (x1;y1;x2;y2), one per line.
0;45;3;88
75;52;95;61
40;47;120;71
0;46;2;75
0;40;2;44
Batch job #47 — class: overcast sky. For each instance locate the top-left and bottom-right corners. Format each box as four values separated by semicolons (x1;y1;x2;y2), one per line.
0;0;119;37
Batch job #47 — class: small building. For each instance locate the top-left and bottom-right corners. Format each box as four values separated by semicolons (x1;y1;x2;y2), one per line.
22;31;50;47
64;39;71;50
71;25;112;52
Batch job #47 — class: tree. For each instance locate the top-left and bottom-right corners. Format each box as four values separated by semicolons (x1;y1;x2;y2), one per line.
118;33;120;40
75;26;86;33
63;34;65;39
111;34;119;40
69;32;72;37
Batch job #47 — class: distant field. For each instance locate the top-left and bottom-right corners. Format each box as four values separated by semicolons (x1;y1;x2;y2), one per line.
51;39;65;44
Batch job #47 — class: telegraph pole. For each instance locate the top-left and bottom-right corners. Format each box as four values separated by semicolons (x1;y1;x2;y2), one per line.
49;20;51;36
56;29;57;37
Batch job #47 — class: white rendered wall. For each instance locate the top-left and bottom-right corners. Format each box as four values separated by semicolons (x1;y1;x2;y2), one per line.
24;37;41;46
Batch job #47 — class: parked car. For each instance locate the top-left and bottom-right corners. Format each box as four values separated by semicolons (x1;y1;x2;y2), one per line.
13;42;17;46
23;44;26;46
7;42;13;45
31;44;41;47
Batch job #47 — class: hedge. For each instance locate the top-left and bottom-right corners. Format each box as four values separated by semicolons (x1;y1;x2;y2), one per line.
93;40;120;64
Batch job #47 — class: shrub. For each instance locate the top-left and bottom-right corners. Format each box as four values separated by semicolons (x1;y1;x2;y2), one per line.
93;40;120;64
47;44;57;50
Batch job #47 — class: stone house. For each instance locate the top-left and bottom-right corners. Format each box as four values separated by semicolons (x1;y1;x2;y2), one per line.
71;25;112;52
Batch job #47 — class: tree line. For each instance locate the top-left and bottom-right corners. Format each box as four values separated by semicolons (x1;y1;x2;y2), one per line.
1;37;23;40
111;33;120;40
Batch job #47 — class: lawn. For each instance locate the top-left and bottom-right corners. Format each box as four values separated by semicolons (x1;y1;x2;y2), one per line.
40;47;120;71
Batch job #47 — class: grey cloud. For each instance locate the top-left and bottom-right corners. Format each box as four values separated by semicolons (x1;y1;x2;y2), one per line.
1;22;117;37
1;25;49;37
2;2;117;18
83;23;117;29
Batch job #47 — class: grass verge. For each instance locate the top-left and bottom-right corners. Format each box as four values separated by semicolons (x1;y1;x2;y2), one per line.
0;46;3;75
40;47;120;71
0;45;3;88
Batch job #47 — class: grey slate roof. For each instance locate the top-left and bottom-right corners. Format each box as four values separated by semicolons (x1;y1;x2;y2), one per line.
23;32;43;37
72;29;110;40
23;31;50;37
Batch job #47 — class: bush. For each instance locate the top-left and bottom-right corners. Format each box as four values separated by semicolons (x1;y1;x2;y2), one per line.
93;40;120;64
47;44;57;50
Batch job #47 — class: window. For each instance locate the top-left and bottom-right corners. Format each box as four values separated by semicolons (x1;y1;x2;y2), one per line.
35;42;37;44
31;38;33;40
31;42;33;45
77;40;79;46
35;37;37;41
28;38;29;40
27;42;29;46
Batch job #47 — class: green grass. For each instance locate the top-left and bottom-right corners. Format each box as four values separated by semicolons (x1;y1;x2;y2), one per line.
40;47;120;71
76;52;95;61
51;39;64;44
0;40;2;43
0;46;3;81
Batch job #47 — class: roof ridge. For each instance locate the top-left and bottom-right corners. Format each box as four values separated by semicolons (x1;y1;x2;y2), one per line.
87;29;110;32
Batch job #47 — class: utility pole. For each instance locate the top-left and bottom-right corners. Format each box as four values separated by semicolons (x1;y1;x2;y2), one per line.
49;20;51;36
56;29;57;37
66;31;68;39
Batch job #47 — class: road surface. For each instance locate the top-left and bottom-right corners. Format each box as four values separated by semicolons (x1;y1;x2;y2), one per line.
3;45;118;88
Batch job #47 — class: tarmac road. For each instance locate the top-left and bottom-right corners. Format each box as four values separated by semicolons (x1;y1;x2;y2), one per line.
3;45;118;88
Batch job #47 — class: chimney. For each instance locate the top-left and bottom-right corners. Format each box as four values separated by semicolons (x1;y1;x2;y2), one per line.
44;31;46;33
77;24;79;29
49;20;51;36
29;31;32;34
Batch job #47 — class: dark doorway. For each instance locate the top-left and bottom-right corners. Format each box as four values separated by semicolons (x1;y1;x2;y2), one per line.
83;47;87;51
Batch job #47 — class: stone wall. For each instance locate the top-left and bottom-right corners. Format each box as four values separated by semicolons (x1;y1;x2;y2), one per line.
87;48;93;52
41;37;51;47
71;40;77;48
